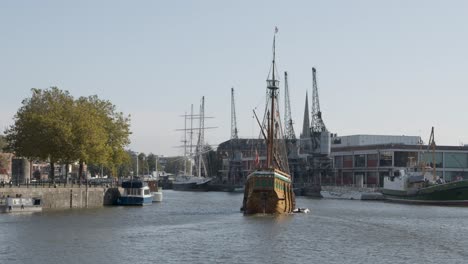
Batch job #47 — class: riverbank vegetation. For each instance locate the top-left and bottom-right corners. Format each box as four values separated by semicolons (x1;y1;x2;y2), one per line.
3;87;131;180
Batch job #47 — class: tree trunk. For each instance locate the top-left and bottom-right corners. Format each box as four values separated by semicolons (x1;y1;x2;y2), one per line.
65;163;69;184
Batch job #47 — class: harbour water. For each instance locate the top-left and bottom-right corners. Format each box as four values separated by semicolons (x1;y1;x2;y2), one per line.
1;190;468;264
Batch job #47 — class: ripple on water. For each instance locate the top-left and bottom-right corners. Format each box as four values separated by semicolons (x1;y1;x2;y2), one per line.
1;192;468;264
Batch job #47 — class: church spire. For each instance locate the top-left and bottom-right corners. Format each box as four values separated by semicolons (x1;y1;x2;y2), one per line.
301;91;311;138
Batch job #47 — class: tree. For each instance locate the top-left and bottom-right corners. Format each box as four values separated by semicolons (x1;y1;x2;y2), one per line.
147;153;163;174
4;87;75;181
0;135;6;152
201;144;222;177
72;95;131;180
164;157;185;175
113;150;133;179
4;88;132;182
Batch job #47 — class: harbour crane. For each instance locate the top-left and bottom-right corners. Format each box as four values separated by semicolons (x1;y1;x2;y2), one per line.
311;67;327;134
229;88;243;184
231;87;238;140
311;67;329;153
283;71;300;183
284;71;296;141
308;67;332;186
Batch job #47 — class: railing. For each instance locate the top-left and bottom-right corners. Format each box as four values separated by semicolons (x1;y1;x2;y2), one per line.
0;179;118;189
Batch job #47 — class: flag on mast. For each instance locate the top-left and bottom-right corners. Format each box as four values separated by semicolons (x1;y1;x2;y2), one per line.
275;26;278;34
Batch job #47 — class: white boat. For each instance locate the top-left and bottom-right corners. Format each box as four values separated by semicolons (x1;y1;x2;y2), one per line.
152;191;163;202
117;179;153;205
293;208;310;213
0;196;42;213
147;180;163;202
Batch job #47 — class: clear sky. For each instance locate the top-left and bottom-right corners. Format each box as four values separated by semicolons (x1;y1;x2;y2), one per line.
1;0;468;156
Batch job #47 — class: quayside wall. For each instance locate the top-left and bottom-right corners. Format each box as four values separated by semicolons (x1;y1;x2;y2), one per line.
0;187;121;209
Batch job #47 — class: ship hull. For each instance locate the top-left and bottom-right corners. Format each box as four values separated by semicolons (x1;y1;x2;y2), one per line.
172;177;212;192
383;180;468;206
242;169;295;214
117;196;153;206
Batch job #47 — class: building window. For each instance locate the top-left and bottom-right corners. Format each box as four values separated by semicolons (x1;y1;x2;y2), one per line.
334;156;343;169
367;172;378;186
444;153;468;168
343;155;353;168
421;152;443;168
354;155;365;168
342;172;353;185
394;151;418;167
379;152;393;167
367;154;378;167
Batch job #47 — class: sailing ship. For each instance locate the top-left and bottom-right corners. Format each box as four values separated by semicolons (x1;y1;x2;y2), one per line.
242;29;295;214
173;97;213;191
383;127;468;205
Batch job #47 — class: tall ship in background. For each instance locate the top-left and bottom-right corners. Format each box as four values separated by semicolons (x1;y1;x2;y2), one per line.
173;97;213;191
383;127;468;205
242;29;295;214
208;87;246;192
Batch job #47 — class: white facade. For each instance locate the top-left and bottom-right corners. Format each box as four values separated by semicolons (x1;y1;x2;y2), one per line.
332;135;421;148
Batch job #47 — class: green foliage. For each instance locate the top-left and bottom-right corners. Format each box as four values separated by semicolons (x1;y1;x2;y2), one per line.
4;88;75;162
0;154;11;174
4;87;131;179
111;150;133;178
164;156;185;174
0;135;6;152
147;153;163;173
206;148;222;177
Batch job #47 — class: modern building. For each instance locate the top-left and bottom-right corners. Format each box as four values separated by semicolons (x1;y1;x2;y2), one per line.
329;135;468;188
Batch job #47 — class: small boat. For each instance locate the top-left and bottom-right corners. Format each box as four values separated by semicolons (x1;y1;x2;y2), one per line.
117;179;153;205
293;208;310;214
0;196;42;213
147;180;163;202
242;29;295;215
233;186;245;193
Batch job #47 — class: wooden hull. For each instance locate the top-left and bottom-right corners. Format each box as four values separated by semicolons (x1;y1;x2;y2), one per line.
242;169;295;214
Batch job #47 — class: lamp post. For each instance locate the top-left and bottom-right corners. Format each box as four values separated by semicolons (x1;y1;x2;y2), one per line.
155;155;160;180
135;152;139;179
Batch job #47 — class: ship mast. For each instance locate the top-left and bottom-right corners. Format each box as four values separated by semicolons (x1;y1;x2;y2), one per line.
266;28;279;168
428;126;436;181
